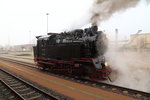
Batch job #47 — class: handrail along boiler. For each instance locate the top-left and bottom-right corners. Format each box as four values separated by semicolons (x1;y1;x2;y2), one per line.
33;26;111;80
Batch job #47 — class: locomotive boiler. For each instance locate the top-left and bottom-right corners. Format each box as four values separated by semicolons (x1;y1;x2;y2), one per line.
33;26;111;80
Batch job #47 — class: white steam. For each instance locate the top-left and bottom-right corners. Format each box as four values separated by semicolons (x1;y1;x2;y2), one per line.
105;43;150;92
91;0;150;93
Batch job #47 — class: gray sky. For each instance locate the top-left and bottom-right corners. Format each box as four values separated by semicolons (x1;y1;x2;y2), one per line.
0;0;149;46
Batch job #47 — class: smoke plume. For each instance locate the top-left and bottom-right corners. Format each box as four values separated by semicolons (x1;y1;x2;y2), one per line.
91;0;140;26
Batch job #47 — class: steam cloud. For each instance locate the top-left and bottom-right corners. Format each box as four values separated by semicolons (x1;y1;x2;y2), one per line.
91;0;150;92
105;44;150;92
91;0;141;26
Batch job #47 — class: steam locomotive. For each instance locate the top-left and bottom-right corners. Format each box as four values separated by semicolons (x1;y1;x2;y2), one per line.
33;26;111;80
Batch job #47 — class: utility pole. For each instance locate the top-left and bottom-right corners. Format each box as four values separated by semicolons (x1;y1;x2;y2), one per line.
8;32;10;52
46;13;49;34
29;30;31;44
115;28;118;48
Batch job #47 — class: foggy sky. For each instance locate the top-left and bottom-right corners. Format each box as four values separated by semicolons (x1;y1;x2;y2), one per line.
0;0;150;46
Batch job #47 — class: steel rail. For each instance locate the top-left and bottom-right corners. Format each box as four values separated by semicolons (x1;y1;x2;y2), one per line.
0;79;25;100
0;67;59;100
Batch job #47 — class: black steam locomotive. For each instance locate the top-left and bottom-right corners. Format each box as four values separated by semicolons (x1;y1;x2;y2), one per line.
33;26;111;80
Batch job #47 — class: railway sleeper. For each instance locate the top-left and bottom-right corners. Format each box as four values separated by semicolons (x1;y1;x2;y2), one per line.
18;89;34;95
8;81;19;84
6;78;16;81
9;83;22;87
9;95;15;99
13;85;26;89
28;94;42;100
22;92;42;100
21;90;36;96
1;88;7;92
17;87;30;92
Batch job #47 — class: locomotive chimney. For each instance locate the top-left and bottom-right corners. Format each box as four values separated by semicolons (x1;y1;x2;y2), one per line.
91;25;98;32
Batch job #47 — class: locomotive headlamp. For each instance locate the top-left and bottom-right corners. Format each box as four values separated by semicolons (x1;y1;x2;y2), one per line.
105;34;109;39
104;61;108;67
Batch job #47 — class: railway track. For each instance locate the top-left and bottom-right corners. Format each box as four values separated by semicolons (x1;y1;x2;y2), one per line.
0;79;24;100
0;56;150;100
80;79;150;100
0;67;59;100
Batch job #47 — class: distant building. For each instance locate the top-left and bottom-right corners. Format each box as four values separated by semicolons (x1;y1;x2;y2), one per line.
129;33;150;49
11;44;34;52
